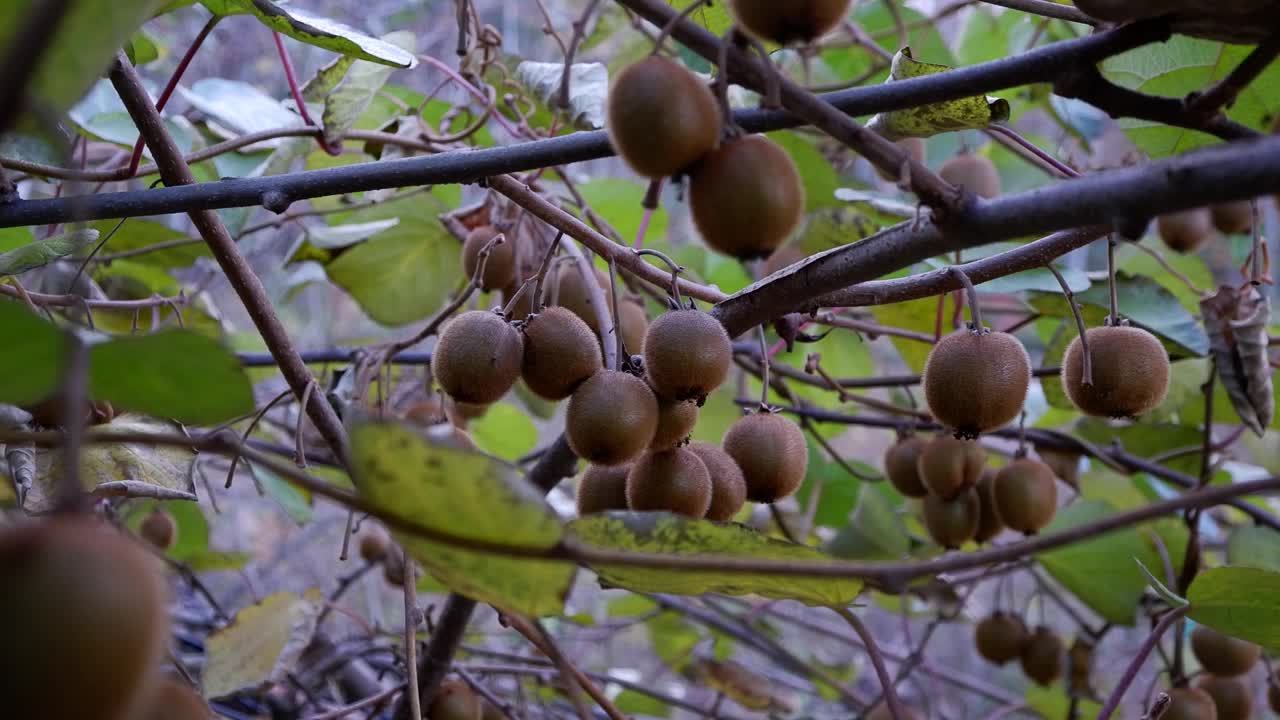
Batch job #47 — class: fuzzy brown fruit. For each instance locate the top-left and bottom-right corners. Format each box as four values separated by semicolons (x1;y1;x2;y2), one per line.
643;309;732;402
606;56;720;180
922;487;980;549
973;469;1005;544
462;226;516;291
651;397;699;450
521;307;603;400
566;370;659;465
877;137;927;183
722;412;808;503
618;298;649;356
923;329;1031;437
554;265;610;333
974;612;1029;665
688;441;748;521
626;448;713;517
1196;675;1252;720
939;152;1001;199
1211;200;1254;235
432;311;524;405
359;524;391;563
993;458;1058;534
690;135;805;260
576;464;633;515
916;436;985;500
382;549;408;587
0;517;169;720
728;0;853;44
130;675;212;720
1062;326;1170;418
1163;687;1219;720
1071;0;1164;22
1157;208;1216;253
430;679;483;720
139;509;177;551
444;397;489;428
884;436;930;498
1191;626;1260;677
1019;626;1064;687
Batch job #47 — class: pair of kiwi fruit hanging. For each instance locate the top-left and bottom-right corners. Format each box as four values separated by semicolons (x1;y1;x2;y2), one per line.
974;612;1029;666
911;435;986;549
1061;324;1170;419
1156;201;1253;254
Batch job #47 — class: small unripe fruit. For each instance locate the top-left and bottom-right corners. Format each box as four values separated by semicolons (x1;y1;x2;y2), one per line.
359;524;391;563
643;310;732;402
728;0;853;44
607;57;720;180
690;135;805;260
916;436;985;500
576;464;632;515
1211;200;1254;235
1020;627;1064;687
884;436;929;498
430;679;483;720
1196;675;1252;720
923;329;1031;437
722;412;808;503
618;298;649;356
651;397;699;450
877;137;927;183
462;226;516;291
566;370;659;465
1191;626;1260;677
1162;687;1219;720
140;509;177;551
687;441;748;521
974;612;1029;665
1157;208;1216;253
939;153;1001;199
432;311;524;405
626;448;713;517
973;469;1005;544
1062;326;1170;419
993;459;1058;534
922;487;980;549
130;675;212;720
521;307;603;400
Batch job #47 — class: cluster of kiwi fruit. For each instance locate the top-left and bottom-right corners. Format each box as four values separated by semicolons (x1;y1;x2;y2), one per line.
1156;201;1253;254
1157;625;1264;720
970;610;1068;687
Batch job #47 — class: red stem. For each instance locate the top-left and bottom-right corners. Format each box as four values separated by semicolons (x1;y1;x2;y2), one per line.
272;31;342;156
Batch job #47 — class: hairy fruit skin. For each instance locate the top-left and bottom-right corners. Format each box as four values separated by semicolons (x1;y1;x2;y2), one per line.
687;441;748;521
1020;627;1064;687
922;487;980;549
358;525;391;564
917;436;986;500
975;612;1029;665
462;226;516;291
1157;208;1216;253
618;298;650;356
1211;200;1254;235
1196;675;1252;720
722;412;808;503
1062;326;1170;418
140;509;177;551
1163;687;1219;720
973;469;1005;544
728;0;853;44
643;310;732;402
432;311;524;405
566;371;659;465
554;265;611;334
626;448;713;517
923;330;1031;437
576;464;632;515
607;57;720;180
430;679;483;720
521;307;603;400
992;459;1059;534
1190;626;1260;677
651;397;699;450
939;153;1001;199
884;436;930;498
690;135;805;260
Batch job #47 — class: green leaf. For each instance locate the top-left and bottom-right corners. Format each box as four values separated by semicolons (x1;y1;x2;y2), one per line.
872;294;950;373
203;589;324;699
319;32;416;145
614;690;670;717
125;499;249;571
350;422;575;617
575;178;668;247
569;512;863;606
1187;566;1280;653
125;30;161;66
866;49;1010;140
89;219;208;268
647;611;701;668
771;131;840;210
663;0;732;36
516;61;608;130
89;331;254;425
1135;557;1189;607
0;229;98;276
1227;526;1280;573
177;78;303;141
250;463;313;525
469;403;538;462
825;485;910;560
0;303;68;406
794;439;863;529
200;0;416;68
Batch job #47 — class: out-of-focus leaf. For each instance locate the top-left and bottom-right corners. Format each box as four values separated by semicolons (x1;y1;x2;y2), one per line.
866;49;1010;140
1188;566;1280;653
516;61;608;130
0;303;68;407
125;30;161;66
203;589;324;699
772;131;840;210
693;658;776;711
663;0;732;35
199;0;416;68
469;403;538;461
304;218;400;251
0;229;98;276
88;218;208;268
250;463;313;525
178;79;302;148
825;485;909;560
1202;285;1273;435
1227;526;1280;573
319;32;416;145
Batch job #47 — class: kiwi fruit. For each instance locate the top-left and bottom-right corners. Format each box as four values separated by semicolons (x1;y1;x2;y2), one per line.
689;134;805;260
432;310;524;405
1162;687;1219;720
429;679;483;720
553;264;611;334
481;700;505;720
1071;0;1163;22
1157;208;1216;253
521;307;603;400
129;675;211;720
973;469;1005;544
922;329;1031;437
974;612;1029;665
1036;446;1081;490
139;509;177;551
651;397;699;450
1067;637;1095;696
566;370;659;465
1196;675;1252;720
461;225;516;291
922;487;980;549
1062;326;1170;419
727;0;853;44
606;56;720;180
618;298;650;356
383;549;407;587
643;309;732;402
0;517;169;720
916;436;985;500
884;436;930;498
444;397;490;428
939;152;1001;199
358;524;391;563
1190;625;1260;677
876;137;927;183
1211;200;1254;235
22;394;109;428
576;464;632;515
688;441;748;521
625;448;713;517
1019;626;1064;687
992;459;1058;534
722;411;809;503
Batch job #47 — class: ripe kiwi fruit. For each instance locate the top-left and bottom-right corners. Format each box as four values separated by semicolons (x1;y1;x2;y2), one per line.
1162;687;1219;720
1068;637;1095;696
651;397;699;450
566;370;659;465
974;612;1029;665
481;700;505;720
939;152;1001;199
1211;200;1254;235
625;448;713;517
432;310;524;405
689;134;805;260
727;0;853;44
884;436;930;498
618;298;650;355
1196;675;1252;720
1190;625;1260;677
358;524;391;563
973;469;1005;544
606;56;720;180
688;441;748;521
992;458;1058;534
1019;626;1064;687
722;411;808;503
0;517;169;720
643;309;732;402
916;436;985;500
430;679;483;720
1062;326;1170;419
922;487;980;549
922;329;1031;437
1157;208;1216;253
461;225;516;291
130;675;211;720
139;509;177;551
576;464;632;515
382;548;408;587
554;264;610;334
1071;0;1162;22
876;137;927;183
521;307;603;400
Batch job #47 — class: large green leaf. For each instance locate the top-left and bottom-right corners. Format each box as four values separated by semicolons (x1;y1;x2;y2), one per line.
771;131;841;210
469;402;538;461
199;0;416;68
1227;526;1280;573
89;219;208;268
0;229;98;276
1187;566;1280;653
350;422;575;617
203;590;324;699
0;303;68;406
569;512;864;606
825;485;910;561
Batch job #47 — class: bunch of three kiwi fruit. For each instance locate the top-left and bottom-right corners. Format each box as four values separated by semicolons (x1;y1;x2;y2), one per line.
1159;626;1264;720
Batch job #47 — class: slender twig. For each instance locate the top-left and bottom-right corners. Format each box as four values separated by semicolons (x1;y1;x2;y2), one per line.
1096;606;1191;720
834;607;907;720
304;685;403;720
509;616;630;720
273;32;339;155
558;0;603;110
403;549;422;720
1106;235;1120;324
1047;264;1092;385
56;334;88;511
